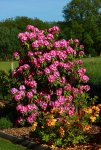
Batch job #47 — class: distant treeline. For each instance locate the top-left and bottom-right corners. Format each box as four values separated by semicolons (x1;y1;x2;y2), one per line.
0;0;101;60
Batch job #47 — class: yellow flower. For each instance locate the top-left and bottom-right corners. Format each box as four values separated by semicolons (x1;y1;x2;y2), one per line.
85;108;92;114
32;122;37;131
59;127;65;138
51;108;58;114
46;118;57;127
90;116;96;122
92;106;100;113
50;145;56;150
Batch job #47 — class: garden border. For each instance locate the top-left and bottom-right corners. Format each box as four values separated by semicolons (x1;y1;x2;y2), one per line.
0;131;51;150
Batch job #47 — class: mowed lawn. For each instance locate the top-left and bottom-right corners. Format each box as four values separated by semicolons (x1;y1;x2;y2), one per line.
83;57;101;84
0;61;18;73
0;137;26;150
82;57;101;103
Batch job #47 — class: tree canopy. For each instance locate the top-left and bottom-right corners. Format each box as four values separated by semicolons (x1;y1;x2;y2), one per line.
62;0;101;56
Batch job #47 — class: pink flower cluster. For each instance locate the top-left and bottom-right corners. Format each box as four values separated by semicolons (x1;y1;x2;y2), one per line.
78;68;89;82
16;104;37;114
12;25;90;126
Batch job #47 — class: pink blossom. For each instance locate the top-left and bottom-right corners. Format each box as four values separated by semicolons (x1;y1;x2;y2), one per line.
44;53;52;61
18;90;25;97
11;88;18;94
27;115;34;123
60;77;66;84
74;39;79;43
68;110;74;116
16;104;27;113
72;87;79;95
32;40;39;48
43;40;50;46
40;102;47;110
58;95;66;104
53;61;60;67
64;84;72;91
67;95;73;102
13;52;19;59
44;67;51;75
56;88;62;96
74;60;83;65
28;51;34;57
81;75;89;82
31;89;37;94
26;25;35;31
17;117;23;124
60;39;67;48
80;45;84;49
50;50;56;57
53;71;60;78
27;104;37;112
26;91;33;99
54;41;60;48
19;85;26;91
45;94;51;101
28;32;36;39
66;46;76;55
48;75;56;83
34;51;42;55
31;58;38;66
18;33;28;42
29;80;37;87
23;64;30;70
84;85;90;91
38;56;45;64
79;51;84;56
14;94;22;101
49;64;57;71
48;26;60;34
47;33;54;40
78;68;86;75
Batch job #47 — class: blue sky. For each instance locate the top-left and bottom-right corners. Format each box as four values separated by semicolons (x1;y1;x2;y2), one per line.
0;0;70;22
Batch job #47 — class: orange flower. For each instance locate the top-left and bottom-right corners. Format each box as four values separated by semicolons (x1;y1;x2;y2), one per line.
51;108;58;114
46;118;57;127
84;108;92;114
83;125;91;131
32;122;37;131
59;127;65;138
65;121;71;128
97;104;101;110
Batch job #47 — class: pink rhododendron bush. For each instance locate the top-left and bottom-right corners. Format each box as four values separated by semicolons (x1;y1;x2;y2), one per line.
11;25;100;147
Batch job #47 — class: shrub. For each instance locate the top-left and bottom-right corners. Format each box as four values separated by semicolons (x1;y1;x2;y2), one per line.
11;25;100;147
0;117;13;129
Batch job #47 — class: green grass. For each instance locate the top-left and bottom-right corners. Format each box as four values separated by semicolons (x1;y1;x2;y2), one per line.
0;137;26;150
0;61;18;73
83;57;101;84
82;57;101;103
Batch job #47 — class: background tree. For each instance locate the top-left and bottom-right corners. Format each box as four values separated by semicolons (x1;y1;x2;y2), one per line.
62;0;101;56
0;17;54;60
